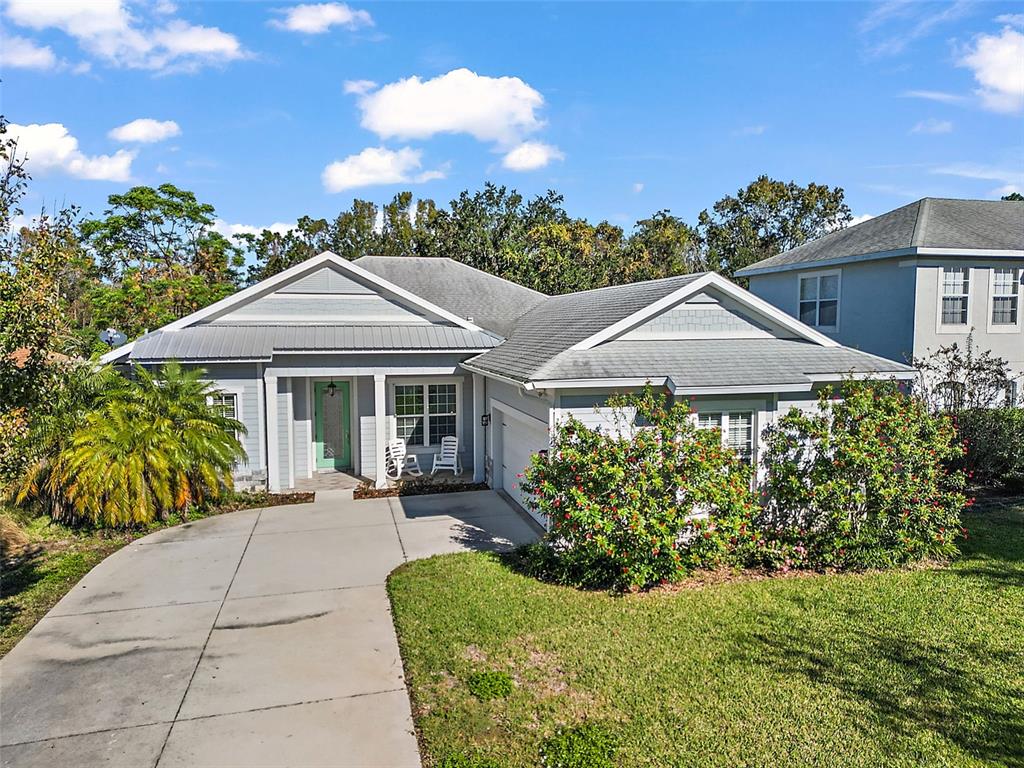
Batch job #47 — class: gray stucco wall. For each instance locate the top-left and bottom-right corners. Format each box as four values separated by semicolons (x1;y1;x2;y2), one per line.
747;259;918;364
912;261;1024;381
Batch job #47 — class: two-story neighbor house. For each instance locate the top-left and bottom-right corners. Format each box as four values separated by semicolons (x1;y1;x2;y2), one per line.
101;252;912;526
736;198;1024;403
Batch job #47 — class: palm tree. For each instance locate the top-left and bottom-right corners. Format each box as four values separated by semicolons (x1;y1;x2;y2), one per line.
14;361;246;527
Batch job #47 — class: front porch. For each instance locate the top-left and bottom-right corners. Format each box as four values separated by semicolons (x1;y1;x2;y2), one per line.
264;363;486;493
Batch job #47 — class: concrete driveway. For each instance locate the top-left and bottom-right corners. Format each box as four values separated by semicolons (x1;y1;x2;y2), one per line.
0;490;539;768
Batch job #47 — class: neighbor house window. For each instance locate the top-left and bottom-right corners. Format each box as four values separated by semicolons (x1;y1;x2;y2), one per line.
697;410;754;464
941;267;970;325
991;268;1020;325
394;382;458;447
798;272;839;329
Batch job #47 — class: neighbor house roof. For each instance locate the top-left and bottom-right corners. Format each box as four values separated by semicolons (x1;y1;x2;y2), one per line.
125;324;501;363
463;273;709;382
736;198;1024;276
353;256;548;337
530;338;913;391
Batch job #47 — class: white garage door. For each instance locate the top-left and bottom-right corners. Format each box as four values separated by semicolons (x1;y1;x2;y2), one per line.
500;414;549;527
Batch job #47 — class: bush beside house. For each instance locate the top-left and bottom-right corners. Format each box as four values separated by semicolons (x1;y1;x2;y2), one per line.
953;408;1024;493
521;382;969;590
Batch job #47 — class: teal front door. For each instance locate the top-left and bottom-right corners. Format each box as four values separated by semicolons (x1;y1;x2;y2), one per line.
314;381;351;470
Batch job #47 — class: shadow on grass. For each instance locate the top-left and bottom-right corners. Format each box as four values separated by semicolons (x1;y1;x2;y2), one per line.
743;621;1023;766
0;548;49;630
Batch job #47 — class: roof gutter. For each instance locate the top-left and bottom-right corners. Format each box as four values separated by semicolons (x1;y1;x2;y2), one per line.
736;247;1024;277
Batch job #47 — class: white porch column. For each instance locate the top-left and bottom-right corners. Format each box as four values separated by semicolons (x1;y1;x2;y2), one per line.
374;374;387;489
472;373;485;483
265;371;280;492
285;377;295;490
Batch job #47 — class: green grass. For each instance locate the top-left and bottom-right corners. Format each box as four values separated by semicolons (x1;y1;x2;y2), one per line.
387;498;1024;768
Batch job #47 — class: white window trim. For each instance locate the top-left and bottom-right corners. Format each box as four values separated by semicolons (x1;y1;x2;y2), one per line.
935;266;972;335
687;397;770;477
388;376;463;451
987;266;1023;334
796;268;841;332
206;385;246;467
206;384;245;425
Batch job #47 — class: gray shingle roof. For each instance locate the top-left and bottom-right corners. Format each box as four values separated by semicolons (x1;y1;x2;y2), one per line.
534;338;912;389
737;198;1024;275
354;256;547;337
464;273;708;381
128;324;501;362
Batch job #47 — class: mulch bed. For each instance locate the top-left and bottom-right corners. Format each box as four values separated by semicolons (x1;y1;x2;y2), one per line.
354;479;489;500
213;491;315;512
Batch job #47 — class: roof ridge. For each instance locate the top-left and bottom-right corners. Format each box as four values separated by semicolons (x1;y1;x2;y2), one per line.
910;198;929;247
551;272;708;300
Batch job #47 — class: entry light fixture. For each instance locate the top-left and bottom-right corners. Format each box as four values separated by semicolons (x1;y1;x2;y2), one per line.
327;381;337;397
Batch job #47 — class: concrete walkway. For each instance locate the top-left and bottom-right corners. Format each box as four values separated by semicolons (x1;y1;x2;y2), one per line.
0;491;539;768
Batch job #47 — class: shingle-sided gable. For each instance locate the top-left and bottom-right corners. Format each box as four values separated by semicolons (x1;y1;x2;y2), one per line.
465;274;707;381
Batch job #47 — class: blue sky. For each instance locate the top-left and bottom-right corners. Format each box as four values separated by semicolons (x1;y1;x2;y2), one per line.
4;1;1023;238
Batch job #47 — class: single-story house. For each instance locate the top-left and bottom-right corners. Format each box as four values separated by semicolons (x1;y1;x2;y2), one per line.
102;252;913;526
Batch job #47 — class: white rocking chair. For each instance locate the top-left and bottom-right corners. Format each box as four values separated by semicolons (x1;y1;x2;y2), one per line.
385;438;423;481
430;435;462;477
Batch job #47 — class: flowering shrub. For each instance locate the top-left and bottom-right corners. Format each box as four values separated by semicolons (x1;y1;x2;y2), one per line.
952;407;1024;493
519;387;758;590
760;380;967;569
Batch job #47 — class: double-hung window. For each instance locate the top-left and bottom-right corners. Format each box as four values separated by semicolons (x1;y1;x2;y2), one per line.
991;268;1020;326
393;382;458;447
210;392;238;420
941;267;970;326
697;411;754;465
798;272;839;330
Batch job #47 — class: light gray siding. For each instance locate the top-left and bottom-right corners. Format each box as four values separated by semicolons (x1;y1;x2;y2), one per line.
293;381;310;479
278;267;375;294
212;293;429;323
277;378;290;484
200;363;263;478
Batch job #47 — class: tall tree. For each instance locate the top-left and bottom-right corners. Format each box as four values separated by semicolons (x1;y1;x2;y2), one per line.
698;176;852;279
622;211;704;282
80;184;241;282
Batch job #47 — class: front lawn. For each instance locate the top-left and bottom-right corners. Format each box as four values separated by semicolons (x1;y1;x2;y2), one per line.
387;498;1024;768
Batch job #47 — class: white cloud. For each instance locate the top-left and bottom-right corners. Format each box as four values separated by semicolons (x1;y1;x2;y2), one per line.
343;78;377;95
271;3;372;33
910;118;953;134
2;0;246;73
632;182;644;194
7;122;134;181
212;219;295;238
932;161;1024;196
958;26;1024;113
995;14;1024;27
501;141;564;171
900;89;967;104
994;183;1022;197
108;118;181;143
733;125;767;136
861;0;972;57
849;213;875;226
356;68;545;147
0;34;58;69
321;146;445;193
